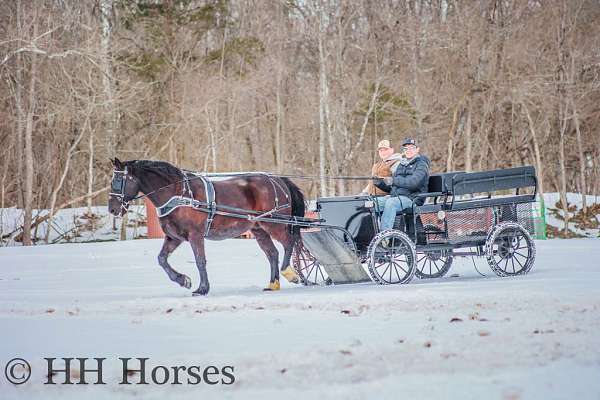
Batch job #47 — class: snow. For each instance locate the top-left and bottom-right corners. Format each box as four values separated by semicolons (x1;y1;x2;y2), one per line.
1;238;599;399
542;193;600;237
0;205;147;246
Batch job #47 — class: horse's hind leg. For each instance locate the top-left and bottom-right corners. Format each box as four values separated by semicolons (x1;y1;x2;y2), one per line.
280;234;300;284
188;233;210;296
251;226;280;291
158;236;192;289
264;224;300;284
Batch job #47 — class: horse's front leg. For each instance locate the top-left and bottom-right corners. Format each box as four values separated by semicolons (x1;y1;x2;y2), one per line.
158;236;192;289
188;233;210;296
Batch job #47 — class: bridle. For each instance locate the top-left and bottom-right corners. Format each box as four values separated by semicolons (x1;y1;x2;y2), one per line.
109;166;195;216
109;167;137;215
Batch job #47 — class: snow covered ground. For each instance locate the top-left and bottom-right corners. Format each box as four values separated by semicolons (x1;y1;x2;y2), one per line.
1;238;599;399
1;191;598;246
0;205;147;246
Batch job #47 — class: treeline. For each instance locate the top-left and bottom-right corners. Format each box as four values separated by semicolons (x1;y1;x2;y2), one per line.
1;0;599;244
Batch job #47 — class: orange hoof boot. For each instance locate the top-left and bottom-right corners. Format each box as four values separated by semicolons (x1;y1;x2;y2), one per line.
263;279;280;291
281;265;300;284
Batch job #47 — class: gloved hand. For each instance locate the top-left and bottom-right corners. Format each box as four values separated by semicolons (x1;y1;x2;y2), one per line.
382;177;393;185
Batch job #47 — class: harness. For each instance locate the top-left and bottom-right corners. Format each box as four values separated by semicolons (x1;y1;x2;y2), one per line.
110;167;292;238
156;172;217;235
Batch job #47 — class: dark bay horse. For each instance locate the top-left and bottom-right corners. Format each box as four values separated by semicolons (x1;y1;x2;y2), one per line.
108;158;305;295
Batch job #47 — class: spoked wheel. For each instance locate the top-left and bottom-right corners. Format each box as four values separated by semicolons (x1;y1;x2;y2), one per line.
415;224;453;279
485;222;536;276
291;239;332;286
415;250;453;279
366;230;416;285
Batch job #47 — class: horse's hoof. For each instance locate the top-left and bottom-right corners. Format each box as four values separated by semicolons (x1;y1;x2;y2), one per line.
263;279;280;291
192;288;209;296
281;266;300;284
192;283;209;296
179;275;192;289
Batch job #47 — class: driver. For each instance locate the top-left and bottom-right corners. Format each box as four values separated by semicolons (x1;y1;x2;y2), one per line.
373;138;430;231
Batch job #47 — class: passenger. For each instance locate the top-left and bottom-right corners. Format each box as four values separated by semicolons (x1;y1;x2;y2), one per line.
373;138;430;231
361;139;405;196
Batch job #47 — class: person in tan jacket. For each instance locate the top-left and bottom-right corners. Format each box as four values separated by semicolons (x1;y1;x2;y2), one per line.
361;139;404;196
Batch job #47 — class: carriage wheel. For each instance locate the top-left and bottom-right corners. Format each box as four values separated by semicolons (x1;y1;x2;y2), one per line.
366;230;416;285
485;222;536;277
415;224;453;279
291;239;332;286
415;251;453;279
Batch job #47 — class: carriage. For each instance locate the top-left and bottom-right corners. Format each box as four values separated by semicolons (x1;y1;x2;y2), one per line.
109;158;540;295
291;166;539;286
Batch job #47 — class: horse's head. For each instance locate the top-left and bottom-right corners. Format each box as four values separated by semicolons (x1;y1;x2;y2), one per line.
108;158;141;217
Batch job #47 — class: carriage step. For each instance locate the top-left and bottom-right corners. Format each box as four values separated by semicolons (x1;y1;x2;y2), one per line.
300;229;371;285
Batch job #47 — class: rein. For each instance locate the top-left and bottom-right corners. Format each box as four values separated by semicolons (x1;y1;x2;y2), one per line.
109;166;379;234
113;170;378;204
262;173;377;181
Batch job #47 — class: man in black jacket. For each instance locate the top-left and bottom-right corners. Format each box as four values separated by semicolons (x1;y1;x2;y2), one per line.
374;138;430;231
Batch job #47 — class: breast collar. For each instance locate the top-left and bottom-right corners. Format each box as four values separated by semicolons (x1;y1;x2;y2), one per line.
156;172;216;236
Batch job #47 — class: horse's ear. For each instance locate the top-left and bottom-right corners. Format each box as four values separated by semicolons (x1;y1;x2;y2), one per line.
113;157;123;169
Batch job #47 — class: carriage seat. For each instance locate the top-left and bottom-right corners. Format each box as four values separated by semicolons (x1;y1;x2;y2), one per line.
388;172;461;243
415;171;463;202
390;171;463;216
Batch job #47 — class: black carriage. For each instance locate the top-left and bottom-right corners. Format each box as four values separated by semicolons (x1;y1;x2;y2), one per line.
292;166;539;286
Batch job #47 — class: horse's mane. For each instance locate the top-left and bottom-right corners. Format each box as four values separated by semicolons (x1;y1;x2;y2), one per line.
125;160;183;179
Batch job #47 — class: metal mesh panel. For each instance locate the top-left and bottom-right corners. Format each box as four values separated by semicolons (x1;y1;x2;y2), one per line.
416;209;494;242
421;203;534;243
394;201;537;244
493;202;536;236
420;213;445;242
445;208;495;241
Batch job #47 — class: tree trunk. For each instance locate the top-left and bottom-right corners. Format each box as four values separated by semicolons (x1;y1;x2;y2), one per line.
570;97;587;213
446;105;461;171
211;28;227;173
120;212;128;241
86;126;94;212
558;112;569;235
274;3;283;173
22;8;38;246
464;107;472;172
14;0;25;209
15;61;25;209
521;101;545;195
100;0;117;158
318;9;328;197
556;2;569;236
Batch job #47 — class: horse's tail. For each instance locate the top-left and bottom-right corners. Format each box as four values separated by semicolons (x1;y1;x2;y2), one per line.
280;177;305;236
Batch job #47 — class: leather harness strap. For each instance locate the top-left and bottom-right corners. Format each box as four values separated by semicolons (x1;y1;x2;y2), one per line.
201;174;216;236
155;174;293;237
157;171;217;237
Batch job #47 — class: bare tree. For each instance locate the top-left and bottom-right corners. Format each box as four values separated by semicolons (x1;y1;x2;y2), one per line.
0;0;599;243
